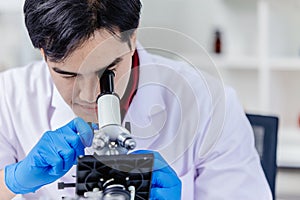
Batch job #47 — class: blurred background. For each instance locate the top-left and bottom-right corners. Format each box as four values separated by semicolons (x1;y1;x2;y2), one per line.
1;0;300;199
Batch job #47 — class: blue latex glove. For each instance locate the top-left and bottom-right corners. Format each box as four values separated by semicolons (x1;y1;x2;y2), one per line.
5;117;94;194
131;150;182;200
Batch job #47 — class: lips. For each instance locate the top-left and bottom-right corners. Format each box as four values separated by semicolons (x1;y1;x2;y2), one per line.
74;103;98;112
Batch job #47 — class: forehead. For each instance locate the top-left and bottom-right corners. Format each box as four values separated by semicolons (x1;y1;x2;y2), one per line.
54;30;131;73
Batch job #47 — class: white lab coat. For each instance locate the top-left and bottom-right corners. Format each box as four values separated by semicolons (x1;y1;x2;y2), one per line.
0;46;272;199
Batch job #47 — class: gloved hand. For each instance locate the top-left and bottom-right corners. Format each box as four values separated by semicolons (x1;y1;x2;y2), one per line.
131;150;182;200
5;117;94;194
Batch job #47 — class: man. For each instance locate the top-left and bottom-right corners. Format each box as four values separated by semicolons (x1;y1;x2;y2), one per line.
0;0;272;199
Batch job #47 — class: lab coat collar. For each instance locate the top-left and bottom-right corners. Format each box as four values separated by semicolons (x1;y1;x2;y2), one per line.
125;42;167;121
123;43;167;149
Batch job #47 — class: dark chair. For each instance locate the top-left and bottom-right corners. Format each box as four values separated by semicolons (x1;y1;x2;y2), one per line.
246;113;279;199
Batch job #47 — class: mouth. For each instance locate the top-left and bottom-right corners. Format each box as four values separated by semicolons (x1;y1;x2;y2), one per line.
74;103;98;113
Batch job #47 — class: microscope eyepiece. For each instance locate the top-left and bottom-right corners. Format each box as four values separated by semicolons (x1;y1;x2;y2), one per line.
99;70;115;95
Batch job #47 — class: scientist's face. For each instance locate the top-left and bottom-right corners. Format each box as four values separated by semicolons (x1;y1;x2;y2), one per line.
45;29;136;122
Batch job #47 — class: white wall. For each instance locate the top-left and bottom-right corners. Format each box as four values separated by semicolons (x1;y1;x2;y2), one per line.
0;0;40;70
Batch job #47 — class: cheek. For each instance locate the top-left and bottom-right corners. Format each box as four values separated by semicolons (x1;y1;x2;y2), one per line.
115;60;132;98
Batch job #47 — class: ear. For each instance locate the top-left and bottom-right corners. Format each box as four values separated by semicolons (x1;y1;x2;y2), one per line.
130;30;138;56
40;48;47;61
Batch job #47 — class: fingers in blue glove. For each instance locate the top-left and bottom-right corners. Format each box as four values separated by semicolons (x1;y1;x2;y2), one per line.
47;129;83;173
88;122;99;130
130;150;177;174
130;150;182;200
5;117;94;194
65;117;94;147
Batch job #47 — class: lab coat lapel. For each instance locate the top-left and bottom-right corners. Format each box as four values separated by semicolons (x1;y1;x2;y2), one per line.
123;89;167;150
123;44;201;163
123;45;168;149
49;84;75;130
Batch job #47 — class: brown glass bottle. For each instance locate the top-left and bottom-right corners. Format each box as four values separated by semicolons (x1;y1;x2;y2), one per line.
214;30;222;54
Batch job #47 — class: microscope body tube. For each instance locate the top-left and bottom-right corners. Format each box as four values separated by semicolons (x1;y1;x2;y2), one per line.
94;69;136;154
97;94;121;127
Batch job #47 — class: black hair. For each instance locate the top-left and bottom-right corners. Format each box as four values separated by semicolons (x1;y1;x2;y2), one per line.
23;0;142;62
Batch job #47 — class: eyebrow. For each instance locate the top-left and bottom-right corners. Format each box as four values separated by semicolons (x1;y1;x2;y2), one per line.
52;57;123;76
52;67;78;76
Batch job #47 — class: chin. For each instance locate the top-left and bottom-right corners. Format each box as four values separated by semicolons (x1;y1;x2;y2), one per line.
81;115;98;123
73;109;98;123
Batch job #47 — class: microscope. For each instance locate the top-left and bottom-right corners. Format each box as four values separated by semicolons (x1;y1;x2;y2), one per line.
59;70;154;200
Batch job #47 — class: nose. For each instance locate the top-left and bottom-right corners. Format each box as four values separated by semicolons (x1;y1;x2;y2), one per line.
78;75;100;103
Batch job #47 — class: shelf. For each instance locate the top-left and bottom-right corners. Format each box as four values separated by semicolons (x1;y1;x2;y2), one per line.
182;53;259;70
211;55;258;70
277;127;300;168
212;57;300;70
270;58;300;70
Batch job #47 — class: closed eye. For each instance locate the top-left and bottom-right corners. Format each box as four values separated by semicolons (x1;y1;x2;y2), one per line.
62;74;78;79
52;67;79;79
